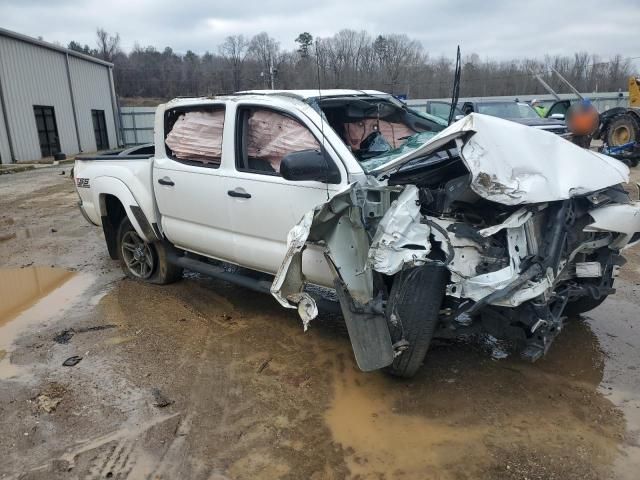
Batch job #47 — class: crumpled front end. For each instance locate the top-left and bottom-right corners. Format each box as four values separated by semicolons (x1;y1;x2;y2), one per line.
271;115;640;370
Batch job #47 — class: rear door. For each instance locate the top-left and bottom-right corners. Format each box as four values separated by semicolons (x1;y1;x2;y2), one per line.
153;102;235;262
227;101;348;285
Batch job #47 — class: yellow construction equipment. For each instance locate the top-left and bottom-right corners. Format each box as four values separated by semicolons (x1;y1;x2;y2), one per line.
629;76;640;108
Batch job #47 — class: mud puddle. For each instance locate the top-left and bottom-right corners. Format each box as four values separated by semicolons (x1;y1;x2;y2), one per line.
586;297;640;480
325;318;626;479
0;266;94;379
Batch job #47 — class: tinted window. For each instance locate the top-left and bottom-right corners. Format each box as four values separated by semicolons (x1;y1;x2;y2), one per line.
476;102;540;119
429;102;460;120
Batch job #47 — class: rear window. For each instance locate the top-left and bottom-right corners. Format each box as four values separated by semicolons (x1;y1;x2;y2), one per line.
164;106;225;167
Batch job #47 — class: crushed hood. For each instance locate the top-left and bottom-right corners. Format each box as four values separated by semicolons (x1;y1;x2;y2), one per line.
371;113;629;206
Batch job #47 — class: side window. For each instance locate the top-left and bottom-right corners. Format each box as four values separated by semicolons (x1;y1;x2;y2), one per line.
164;106;225;168
236;107;320;175
431;102;453;119
547;101;570;117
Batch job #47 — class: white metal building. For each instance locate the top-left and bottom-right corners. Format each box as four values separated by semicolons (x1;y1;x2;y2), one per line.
0;28;120;164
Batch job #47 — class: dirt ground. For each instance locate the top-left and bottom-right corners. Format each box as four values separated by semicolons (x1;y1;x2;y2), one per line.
1;165;639;480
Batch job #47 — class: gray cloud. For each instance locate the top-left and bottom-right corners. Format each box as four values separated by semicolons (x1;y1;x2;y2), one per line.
2;0;639;62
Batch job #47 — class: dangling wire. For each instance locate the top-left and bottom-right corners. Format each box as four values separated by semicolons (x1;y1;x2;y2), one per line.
447;46;462;126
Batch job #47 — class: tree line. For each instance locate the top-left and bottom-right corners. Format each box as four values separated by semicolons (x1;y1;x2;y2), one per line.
69;28;636;102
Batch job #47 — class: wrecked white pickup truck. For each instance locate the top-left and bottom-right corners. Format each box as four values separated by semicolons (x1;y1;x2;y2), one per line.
75;90;640;377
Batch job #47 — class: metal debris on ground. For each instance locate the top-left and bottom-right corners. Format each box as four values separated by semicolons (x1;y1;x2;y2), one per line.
62;356;82;367
54;325;117;344
257;358;272;373
151;388;174;408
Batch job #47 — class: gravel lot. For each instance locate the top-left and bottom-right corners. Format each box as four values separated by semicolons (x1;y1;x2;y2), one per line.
0;165;639;480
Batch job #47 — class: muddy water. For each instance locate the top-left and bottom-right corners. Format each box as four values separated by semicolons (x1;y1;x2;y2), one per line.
325;318;627;479
0;266;74;324
326;364;490;478
0;267;93;379
587;296;640;480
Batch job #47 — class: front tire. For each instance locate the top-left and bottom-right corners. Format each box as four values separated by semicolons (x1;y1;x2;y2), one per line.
385;264;448;378
563;294;609;317
117;217;182;284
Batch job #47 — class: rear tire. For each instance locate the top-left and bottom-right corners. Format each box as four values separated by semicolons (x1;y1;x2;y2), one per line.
117;216;182;284
385;264;448;378
606;114;639;147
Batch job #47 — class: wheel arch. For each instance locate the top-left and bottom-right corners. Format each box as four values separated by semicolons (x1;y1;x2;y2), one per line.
92;177;157;259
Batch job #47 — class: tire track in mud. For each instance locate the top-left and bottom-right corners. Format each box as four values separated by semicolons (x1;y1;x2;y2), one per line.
85;438;136;480
146;285;261;479
90;282;247;480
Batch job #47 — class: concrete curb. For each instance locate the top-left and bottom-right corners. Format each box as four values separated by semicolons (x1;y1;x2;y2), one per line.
0;165;36;175
1;157;75;175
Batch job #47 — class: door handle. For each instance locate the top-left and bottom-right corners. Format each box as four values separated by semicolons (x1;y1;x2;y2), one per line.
158;177;175;186
227;189;251;199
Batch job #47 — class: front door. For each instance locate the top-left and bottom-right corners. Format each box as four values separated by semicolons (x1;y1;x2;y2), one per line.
91;109;109;150
228;104;346;286
33;106;60;157
153;104;236;262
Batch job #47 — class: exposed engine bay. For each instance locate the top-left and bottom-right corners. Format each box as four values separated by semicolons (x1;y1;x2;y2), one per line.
272;113;640;371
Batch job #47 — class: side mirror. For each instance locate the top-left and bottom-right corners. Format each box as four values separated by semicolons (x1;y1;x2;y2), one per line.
550;113;565;120
280;149;341;184
454;114;464;121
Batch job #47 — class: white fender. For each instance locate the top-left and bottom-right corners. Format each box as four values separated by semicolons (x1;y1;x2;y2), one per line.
585;202;640;249
90;176;152;242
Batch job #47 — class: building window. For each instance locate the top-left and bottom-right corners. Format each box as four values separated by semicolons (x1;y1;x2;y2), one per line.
33;106;60;157
91;109;109;151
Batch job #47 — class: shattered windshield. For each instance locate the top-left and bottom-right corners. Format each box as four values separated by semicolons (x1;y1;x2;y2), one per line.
359;131;439;172
311;95;446;172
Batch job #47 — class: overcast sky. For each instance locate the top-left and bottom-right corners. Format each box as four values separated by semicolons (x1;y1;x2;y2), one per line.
2;0;640;62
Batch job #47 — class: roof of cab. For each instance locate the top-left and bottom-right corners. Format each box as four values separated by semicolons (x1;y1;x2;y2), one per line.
237;89;388;100
161;89;392;110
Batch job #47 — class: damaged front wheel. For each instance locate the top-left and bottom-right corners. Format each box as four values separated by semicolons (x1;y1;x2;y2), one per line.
385;264;448;378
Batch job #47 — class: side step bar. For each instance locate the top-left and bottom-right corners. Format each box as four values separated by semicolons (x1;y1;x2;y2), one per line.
168;254;341;314
170;254;273;294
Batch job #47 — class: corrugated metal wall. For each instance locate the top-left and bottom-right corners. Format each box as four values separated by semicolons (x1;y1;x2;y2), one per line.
0;35;77;161
68;56;118;152
0;94;10;164
0;33;117;162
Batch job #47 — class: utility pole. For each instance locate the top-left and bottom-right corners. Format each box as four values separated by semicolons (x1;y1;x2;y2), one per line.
269;57;276;90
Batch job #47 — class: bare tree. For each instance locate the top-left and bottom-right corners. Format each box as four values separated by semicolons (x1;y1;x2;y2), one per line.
72;27;635;102
249;32;280;88
219;35;250;92
95;28;121;62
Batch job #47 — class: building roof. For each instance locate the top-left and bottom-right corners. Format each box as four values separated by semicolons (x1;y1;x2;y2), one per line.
0;27;113;68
